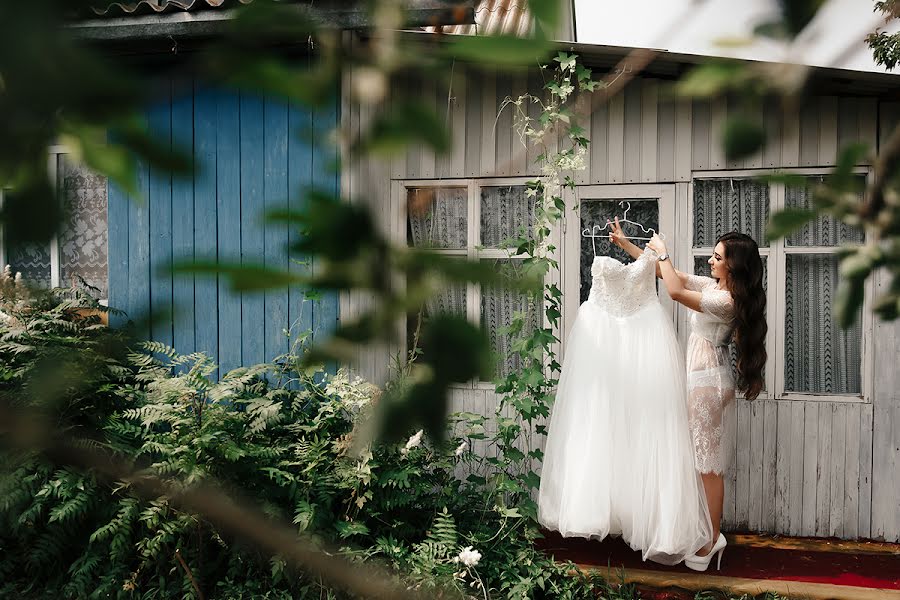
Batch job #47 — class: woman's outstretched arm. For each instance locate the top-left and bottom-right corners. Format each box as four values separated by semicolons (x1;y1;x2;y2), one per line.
610;218;689;282
647;234;703;311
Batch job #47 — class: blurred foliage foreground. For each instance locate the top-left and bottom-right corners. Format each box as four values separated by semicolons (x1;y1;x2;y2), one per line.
0;287;629;599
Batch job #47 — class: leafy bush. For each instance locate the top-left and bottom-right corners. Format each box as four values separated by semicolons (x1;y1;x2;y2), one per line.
0;288;614;599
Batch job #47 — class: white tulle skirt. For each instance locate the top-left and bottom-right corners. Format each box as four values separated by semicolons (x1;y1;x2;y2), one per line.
538;300;713;565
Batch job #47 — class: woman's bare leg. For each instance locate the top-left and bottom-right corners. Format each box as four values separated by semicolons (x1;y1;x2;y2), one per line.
695;472;724;556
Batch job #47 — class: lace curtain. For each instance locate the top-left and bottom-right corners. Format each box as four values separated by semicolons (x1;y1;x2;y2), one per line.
6;240;52;289
407;187;467;249
480;185;534;248
784;254;861;394
693;179;769;248
58;155;109;298
580;199;658;303
785;176;864;246
481;259;540;379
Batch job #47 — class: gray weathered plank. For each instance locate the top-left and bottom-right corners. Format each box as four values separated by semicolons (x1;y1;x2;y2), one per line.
775;400;792;533
800;99;819;166
781;103;801;168
674;98;692;181
465;69;483;177
607;90;625;183
656;92;676;182
748;400;764;530
815;405;833;536
763;99;782;168
843;402;861;539
829;403;848;537
859;402;874;538
624;82;642;183
640;79;658;183
709;96;727;169
762;400;778;532
818;96;838;166
788;401;805;535
801;402;819;536
590;99;608;184
691;100;710;171
735;400;751;529
479;68;497;176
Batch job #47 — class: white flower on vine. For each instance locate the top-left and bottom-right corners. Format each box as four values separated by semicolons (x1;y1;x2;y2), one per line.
454;441;467;456
457;546;482;567
524;188;538;199
558;83;574;99
400;429;423;456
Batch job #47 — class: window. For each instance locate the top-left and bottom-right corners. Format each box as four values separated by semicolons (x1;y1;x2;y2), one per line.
0;150;109;301
404;180;541;383
690;172;870;402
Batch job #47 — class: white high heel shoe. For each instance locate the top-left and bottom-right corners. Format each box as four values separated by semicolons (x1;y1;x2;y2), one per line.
684;533;726;572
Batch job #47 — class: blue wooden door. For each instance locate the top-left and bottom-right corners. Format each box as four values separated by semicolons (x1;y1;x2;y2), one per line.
108;79;339;376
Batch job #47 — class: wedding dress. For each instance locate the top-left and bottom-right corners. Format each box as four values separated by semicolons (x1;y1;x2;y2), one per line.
538;247;713;565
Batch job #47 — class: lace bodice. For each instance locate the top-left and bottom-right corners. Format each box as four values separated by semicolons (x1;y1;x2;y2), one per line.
587;248;659;316
685;275;735;346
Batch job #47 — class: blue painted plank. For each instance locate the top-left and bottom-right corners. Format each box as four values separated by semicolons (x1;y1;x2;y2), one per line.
287;104;314;346
127;113;151;341
264;98;290;363
239;92;266;366
171;84;195;356
217;89;242;376
148;80;173;348
311;94;341;347
193;83;219;371
107;179;129;328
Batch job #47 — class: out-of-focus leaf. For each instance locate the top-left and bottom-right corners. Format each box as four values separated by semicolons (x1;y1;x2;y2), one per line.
834;275;865;329
171;261;305;292
778;0;826;36
756;172;811;188
60;125;138;198
0;177;60;246
358;101;450;155
113;115;193;177
443;34;554;66
753;20;790;40
420;315;493;384
214;55;338;108
675;61;746;98
828;142;870;190
767;207;816;240
528;0;560;32
723;116;766;161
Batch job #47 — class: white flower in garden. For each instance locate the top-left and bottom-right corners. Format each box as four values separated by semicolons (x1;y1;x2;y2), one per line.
400;429;423;456
524;187;538;199
457;546;481;567
454;441;467;457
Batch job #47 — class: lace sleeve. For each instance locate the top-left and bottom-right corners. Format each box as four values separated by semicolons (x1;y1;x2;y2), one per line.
699;288;734;322
684;274;715;292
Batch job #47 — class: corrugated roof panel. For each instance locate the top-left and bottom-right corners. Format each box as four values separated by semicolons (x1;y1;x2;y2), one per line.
425;0;531;36
91;0;251;17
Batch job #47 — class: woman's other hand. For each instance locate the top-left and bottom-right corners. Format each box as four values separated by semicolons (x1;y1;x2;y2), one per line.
648;233;667;256
609;217;628;248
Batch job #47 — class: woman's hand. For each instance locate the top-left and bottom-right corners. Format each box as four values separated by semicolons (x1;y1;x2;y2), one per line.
609;217;628;249
648;233;667;256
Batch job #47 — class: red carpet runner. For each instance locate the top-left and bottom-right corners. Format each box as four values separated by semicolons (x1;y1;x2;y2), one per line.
538;531;900;591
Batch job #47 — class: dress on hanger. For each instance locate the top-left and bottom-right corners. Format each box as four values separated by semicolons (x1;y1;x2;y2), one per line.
538;247;713;565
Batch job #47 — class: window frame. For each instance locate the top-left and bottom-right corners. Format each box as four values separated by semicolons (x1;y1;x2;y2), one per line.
687;168;874;404
398;177;554;390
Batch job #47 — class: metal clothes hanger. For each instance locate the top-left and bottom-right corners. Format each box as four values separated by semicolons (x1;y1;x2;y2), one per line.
580;201;666;256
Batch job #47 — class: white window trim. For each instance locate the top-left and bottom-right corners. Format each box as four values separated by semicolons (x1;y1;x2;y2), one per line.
687;168;874;404
399;177;554;390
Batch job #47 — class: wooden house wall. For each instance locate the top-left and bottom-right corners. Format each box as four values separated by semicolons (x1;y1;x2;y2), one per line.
345;63;900;542
108;78;340;377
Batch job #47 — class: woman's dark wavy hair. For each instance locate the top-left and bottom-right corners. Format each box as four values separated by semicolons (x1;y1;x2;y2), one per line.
718;232;766;401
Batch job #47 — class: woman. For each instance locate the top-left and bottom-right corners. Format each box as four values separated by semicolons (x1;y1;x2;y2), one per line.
611;220;766;571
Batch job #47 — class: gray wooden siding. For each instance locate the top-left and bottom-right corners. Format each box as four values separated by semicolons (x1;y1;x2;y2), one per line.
346;65;898;541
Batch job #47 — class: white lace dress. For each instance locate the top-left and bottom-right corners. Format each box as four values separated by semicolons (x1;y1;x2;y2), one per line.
538;248;713;565
684;275;736;475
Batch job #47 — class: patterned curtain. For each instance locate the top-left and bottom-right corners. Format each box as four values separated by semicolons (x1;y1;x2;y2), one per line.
480;259;540;379
784;254;861;394
579;199;658;303
693;179;769;248
480;185;534;248
407;187;467;249
58;155;109;298
6;240;52;289
407;187;468;320
785;176;864;246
